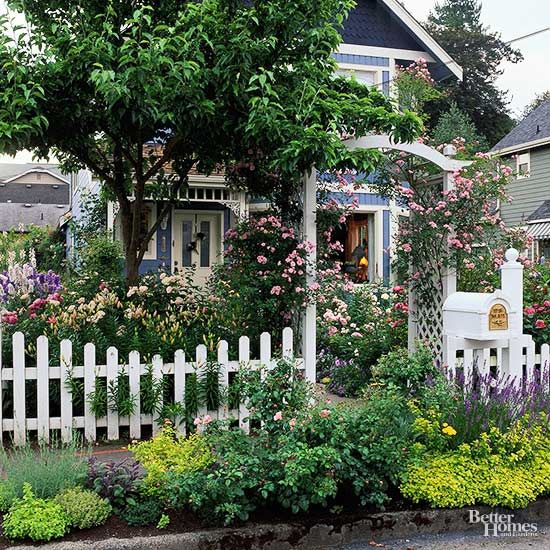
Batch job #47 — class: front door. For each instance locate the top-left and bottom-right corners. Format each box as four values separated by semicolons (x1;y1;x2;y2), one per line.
173;212;222;285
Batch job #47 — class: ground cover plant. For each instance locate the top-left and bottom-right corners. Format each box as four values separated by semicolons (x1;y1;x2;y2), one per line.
0;439;87;512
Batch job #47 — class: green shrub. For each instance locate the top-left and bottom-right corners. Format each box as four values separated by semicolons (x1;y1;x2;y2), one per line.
167;392;416;525
370;345;440;395
401;416;550;509
121;497;164;526
54;487;112;530
0;440;88;512
3;483;69;542
130;424;214;499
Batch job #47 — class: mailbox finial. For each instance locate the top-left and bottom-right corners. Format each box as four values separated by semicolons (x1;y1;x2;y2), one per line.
505;248;519;263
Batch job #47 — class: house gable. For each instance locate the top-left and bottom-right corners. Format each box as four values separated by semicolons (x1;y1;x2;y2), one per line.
339;0;462;81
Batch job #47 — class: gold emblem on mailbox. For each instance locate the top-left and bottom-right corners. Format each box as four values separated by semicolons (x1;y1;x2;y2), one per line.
488;304;508;331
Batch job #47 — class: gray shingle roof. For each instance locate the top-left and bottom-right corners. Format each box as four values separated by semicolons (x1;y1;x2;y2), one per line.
0;203;69;231
527;200;550;222
492;99;550;152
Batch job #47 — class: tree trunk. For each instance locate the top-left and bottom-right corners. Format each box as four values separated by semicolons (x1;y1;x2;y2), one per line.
119;204;141;286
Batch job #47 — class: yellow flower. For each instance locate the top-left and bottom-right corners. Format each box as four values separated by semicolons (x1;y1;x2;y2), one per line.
442;425;457;436
321;377;331;384
442;422;448;427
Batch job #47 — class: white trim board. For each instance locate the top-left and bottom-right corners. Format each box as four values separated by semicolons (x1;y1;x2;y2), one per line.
3;168;70;185
492;136;550;156
338;43;435;63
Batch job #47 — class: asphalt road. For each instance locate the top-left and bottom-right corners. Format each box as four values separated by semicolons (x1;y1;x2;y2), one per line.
344;527;550;550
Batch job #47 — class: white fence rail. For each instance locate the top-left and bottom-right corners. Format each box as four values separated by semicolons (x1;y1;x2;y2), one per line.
446;334;550;387
0;327;301;445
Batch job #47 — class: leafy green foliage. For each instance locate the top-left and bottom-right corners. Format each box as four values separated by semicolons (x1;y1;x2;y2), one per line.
130;424;214;499
3;483;69;542
54;487;112;530
121;497;165;527
239;358;311;433
402;416;550;508
0;0;421;281
425;0;522;146
370;345;439;396
0;226;66;273
165;359;416;525
0;440;87;512
317;283;408;396
432;101;488;153
86;458;142;512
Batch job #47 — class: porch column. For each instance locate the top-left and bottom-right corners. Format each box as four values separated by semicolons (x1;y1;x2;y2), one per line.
303;168;317;383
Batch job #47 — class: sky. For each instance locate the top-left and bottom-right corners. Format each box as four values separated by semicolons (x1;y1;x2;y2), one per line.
403;0;550;118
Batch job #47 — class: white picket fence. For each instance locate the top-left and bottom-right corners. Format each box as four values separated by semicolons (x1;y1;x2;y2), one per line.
0;327;302;445
446;334;550;387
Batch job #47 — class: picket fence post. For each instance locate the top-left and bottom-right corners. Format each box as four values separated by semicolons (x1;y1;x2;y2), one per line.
36;335;49;443
128;350;141;440
174;349;186;436
13;332;26;446
217;340;229;421
238;336;250;433
84;342;96;442
2;328;303;445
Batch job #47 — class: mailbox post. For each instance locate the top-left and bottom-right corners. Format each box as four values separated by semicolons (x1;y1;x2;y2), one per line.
442;248;525;385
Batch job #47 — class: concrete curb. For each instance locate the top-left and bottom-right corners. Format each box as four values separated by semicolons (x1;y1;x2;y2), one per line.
11;499;550;550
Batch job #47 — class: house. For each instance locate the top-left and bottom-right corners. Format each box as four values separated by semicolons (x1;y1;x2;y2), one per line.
0;163;70;232
71;0;462;283
491;99;550;260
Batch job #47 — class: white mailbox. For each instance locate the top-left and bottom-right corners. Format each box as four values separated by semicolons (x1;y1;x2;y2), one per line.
443;290;520;341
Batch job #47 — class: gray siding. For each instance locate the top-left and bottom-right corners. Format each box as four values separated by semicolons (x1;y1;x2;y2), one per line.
501;146;550;226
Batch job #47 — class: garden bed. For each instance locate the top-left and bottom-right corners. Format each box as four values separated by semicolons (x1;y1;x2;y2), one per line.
2;498;549;549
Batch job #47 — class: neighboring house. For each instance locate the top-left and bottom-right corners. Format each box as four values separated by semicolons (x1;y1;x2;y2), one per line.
71;0;462;283
491;99;550;260
0;163;70;232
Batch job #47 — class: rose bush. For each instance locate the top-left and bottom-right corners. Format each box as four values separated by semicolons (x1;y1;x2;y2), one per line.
316;277;408;396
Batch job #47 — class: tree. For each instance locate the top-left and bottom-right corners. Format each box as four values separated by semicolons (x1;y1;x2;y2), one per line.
0;0;421;283
521;90;550;119
425;0;522;147
432;101;488;153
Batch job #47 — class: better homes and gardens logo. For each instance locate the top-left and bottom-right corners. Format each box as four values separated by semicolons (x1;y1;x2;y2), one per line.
469;510;538;537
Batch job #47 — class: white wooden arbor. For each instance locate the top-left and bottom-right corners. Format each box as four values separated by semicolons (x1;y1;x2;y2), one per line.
301;135;468;379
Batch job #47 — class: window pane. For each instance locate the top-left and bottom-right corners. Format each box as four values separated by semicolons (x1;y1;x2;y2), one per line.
182;221;193;267
200;221;210;268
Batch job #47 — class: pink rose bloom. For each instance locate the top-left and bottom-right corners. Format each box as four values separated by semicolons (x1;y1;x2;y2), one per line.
401;243;412;253
193;417;201;426
392;285;404;294
319;409;330;418
535;319;546;329
270;286;282;295
203;414;213;425
525;307;536;316
273;411;283;421
544;301;550;308
289;417;297;430
327;326;338;337
351;332;362;338
257;255;267;264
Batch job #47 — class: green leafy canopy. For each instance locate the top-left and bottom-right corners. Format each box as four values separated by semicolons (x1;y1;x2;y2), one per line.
0;1;421;280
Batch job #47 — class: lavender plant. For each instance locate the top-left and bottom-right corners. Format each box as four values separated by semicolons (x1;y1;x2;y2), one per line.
445;369;550;447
